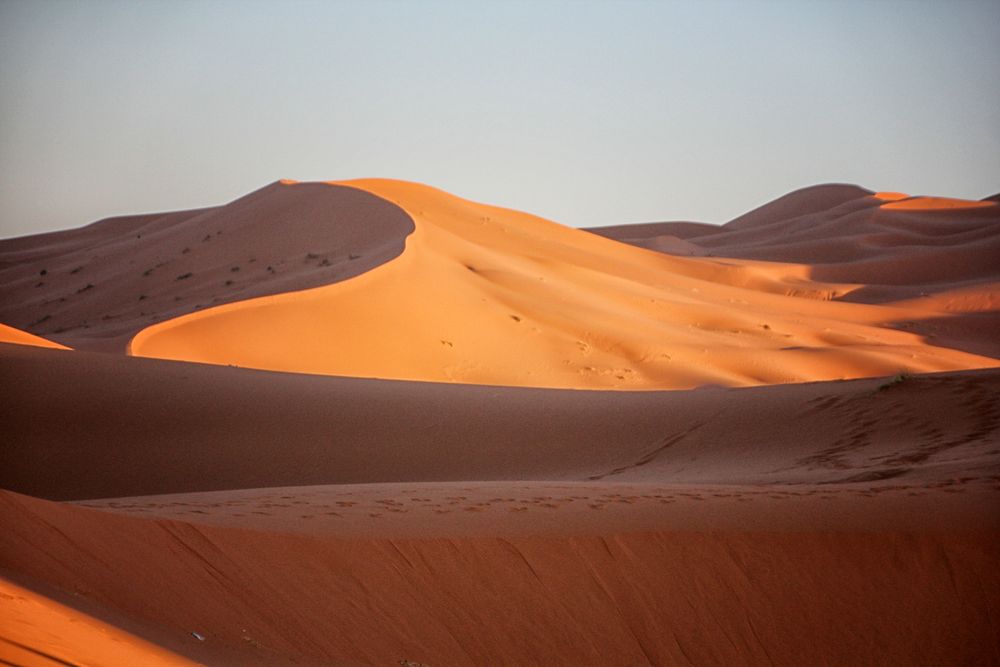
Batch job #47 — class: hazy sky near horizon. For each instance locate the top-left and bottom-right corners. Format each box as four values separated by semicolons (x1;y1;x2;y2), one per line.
1;0;998;238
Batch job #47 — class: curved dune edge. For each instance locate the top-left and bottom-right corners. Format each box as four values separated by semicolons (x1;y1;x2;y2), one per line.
0;323;70;350
874;191;996;210
0;180;415;353
129;179;998;390
881;195;997;210
873;191;910;202
0;577;195;666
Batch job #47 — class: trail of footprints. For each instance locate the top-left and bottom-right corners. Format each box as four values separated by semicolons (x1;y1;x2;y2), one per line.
78;475;1000;521
798;376;1000;476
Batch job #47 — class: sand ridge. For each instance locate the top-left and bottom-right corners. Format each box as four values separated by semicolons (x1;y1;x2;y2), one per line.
4;342;998;501
0;576;197;667
0;181;414;351
590;185;1000;360
2;489;997;666
127;179;998;389
0;323;70;350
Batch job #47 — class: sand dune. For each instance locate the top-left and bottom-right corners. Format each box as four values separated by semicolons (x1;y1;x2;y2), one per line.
122;179;996;388
2;485;997;666
590;185;1000;302
3;339;998;664
880;195;998;210
0;576;196;667
0;323;70;350
2;179;999;665
4;342;998;501
590;185;1000;360
0;182;413;351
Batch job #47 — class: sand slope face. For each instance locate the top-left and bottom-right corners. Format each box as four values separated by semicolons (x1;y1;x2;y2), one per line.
0;576;197;667
4;343;998;501
129;179;996;389
0;323;70;350
0;182;413;351
590;185;1000;305
590;185;1000;360
2;490;998;666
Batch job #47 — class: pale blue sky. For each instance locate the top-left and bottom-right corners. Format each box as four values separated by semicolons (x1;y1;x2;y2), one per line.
1;0;998;238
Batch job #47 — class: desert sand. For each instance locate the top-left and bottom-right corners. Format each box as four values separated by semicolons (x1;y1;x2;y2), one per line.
123;180;998;388
2;180;998;665
0;323;69;350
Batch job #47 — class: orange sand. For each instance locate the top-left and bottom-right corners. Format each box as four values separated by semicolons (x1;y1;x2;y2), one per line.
129;180;998;389
873;191;911;201
0;577;195;667
881;196;997;210
0;323;70;350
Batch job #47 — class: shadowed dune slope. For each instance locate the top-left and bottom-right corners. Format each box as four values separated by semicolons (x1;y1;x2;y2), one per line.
2;490;998;666
0;182;414;352
128;179;996;389
3;343;998;501
724;183;876;230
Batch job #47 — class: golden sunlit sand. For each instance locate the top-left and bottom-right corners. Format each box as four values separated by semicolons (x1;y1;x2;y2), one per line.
881;196;998;210
0;577;196;667
127;179;997;389
0;323;70;350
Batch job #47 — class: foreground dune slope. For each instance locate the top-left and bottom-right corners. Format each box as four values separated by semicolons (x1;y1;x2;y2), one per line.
0;182;414;351
129;179;997;389
2;490;998;667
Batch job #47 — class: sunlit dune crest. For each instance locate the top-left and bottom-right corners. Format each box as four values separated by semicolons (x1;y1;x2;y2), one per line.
874;192;994;209
873;191;910;201
0;323;70;350
0;577;195;666
881;196;996;210
129;179;998;389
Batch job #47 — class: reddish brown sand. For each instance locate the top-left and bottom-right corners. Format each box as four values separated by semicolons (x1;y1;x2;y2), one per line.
1;181;999;664
2;488;998;666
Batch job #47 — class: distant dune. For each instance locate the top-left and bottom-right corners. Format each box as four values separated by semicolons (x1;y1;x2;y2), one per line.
590;185;1000;360
2;180;998;665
